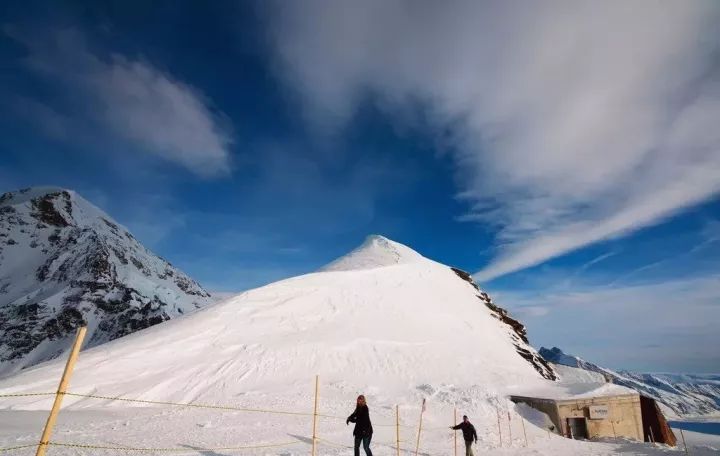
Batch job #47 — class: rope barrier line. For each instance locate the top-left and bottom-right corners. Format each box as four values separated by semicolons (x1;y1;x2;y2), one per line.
0;443;37;453
62;392;313;417
47;440;299;452
0;393;55;399
2;389;474;454
316;413;414;428
1;391;416;428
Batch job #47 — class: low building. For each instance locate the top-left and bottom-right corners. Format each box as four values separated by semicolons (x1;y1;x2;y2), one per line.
510;393;675;445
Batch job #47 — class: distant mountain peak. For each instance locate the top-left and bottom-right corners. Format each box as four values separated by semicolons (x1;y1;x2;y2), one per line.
539;346;588;368
320;234;426;272
0;187;212;376
540;346;720;418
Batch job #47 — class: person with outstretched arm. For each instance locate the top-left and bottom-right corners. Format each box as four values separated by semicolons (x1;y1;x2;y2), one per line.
347;394;373;456
450;415;478;456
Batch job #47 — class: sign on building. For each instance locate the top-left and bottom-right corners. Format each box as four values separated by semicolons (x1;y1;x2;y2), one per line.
588;405;609;420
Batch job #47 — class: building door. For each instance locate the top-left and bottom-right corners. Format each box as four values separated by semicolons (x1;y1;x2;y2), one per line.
567;418;588;439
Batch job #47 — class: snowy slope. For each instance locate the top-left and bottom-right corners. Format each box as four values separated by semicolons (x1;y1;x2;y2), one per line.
541;347;720;418
1;237;687;455
0;235;556;409
320;235;425;271
0;187;212;376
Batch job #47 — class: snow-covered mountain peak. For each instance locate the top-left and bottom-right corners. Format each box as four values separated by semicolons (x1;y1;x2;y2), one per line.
2;187;124;235
1;233;558;411
0;187;212;376
320;234;426;271
0;186;68;206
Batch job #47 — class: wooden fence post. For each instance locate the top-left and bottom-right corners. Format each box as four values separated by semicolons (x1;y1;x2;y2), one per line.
414;399;425;456
496;407;502;447
453;408;457;456
396;405;400;456
520;415;527;447
36;326;87;456
311;375;319;456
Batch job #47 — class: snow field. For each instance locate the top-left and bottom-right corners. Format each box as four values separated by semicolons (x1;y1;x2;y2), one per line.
2;235;711;454
2;402;717;455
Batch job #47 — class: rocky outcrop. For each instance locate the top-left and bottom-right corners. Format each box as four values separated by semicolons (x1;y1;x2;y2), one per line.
0;187;212;376
450;267;557;381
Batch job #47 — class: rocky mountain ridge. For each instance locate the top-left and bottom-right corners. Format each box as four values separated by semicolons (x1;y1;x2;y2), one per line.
540;346;720;418
0;187;212;376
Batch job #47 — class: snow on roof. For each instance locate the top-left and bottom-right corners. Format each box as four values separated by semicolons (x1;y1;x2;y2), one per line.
510;379;638;401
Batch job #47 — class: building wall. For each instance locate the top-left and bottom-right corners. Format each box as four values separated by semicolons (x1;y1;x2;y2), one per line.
556;394;643;441
511;396;562;433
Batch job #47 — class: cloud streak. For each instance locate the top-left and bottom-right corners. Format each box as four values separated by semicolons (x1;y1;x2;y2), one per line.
495;273;720;371
266;0;720;280
7;27;233;177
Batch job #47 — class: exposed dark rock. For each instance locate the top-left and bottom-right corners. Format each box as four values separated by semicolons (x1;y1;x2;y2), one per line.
450;267;557;381
130;257;145;271
0;187;212;374
450;267;480;291
31;193;69;227
101;218;119;233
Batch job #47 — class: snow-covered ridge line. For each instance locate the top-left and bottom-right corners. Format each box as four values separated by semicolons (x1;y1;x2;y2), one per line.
541;347;720;418
320;235;425;271
0;187;212;376
1;233;557;410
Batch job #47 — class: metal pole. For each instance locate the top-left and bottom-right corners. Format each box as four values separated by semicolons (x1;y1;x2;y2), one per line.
414;399;425;456
396;405;400;456
36;326;87;456
520;415;527;447
679;428;688;454
648;426;655;444
454;408;457;456
311;375;319;456
496;408;502;447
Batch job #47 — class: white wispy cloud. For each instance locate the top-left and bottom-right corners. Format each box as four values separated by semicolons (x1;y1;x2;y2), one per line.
7;27;232;177
494;273;720;371
266;1;720;280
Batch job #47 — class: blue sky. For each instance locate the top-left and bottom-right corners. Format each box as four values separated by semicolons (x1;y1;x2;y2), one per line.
1;1;719;373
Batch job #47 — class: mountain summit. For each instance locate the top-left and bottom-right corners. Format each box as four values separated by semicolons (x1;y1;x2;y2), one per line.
0;187;212;376
1;234;555;412
320;234;425;271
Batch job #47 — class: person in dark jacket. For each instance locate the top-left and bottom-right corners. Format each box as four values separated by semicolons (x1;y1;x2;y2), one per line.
450;415;478;456
346;395;373;456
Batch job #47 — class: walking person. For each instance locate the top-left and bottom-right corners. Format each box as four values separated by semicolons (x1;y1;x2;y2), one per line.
347;394;373;456
451;415;478;456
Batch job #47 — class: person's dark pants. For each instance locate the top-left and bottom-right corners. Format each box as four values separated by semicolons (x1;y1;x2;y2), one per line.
464;439;474;456
354;434;373;456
